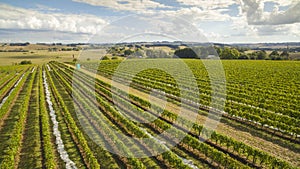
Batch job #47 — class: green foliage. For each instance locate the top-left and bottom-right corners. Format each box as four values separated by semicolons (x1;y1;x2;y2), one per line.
2;60;297;169
174;48;198;58
269;50;290;60
238;54;249;60
145;49;170;58
220;47;240;59
269;50;280;60
280;50;289;59
255;50;267;60
39;67;56;169
20;60;32;65
61;47;80;51
129;49;145;58
54;61;297;168
102;56;110;60
124;49;134;56
0;71;29;120
0;70;35;168
45;67;101;169
84;59;300;136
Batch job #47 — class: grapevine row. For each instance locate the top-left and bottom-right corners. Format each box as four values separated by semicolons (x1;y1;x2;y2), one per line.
45;67;100;169
0;68;36;168
56;61;294;168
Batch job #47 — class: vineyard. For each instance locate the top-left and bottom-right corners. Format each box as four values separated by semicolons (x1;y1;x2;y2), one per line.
0;59;299;169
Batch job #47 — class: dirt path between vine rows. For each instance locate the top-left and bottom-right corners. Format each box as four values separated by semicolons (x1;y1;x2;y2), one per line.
65;63;300;167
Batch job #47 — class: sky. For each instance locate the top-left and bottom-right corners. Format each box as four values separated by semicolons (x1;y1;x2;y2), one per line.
0;0;299;43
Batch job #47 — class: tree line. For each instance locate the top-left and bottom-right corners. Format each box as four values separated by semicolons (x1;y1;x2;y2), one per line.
174;47;290;60
108;45;292;60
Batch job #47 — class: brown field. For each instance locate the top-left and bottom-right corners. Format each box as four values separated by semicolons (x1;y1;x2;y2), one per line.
0;50;78;66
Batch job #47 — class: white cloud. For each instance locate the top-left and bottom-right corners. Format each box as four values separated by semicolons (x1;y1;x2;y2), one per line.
73;0;235;22
219;0;300;42
33;4;60;12
0;4;107;34
0;29;92;43
229;10;300;43
240;0;300;25
85;14;215;43
72;0;171;11
174;7;231;21
0;0;298;43
176;0;238;10
146;6;232;24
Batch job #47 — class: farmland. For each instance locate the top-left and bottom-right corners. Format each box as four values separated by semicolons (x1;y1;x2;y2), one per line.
0;44;80;66
0;59;299;169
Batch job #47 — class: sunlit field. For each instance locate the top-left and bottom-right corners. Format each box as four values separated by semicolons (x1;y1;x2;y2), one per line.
0;58;299;168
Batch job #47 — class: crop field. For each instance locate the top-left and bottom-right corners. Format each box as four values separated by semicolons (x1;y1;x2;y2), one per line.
0;59;299;169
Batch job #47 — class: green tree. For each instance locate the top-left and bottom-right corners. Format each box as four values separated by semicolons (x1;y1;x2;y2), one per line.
269;50;280;60
102;56;110;60
20;60;32;65
280;50;289;60
174;48;197;58
131;49;145;58
256;50;267;60
214;47;222;56
238;54;249;60
124;49;134;56
220;47;240;59
249;52;257;60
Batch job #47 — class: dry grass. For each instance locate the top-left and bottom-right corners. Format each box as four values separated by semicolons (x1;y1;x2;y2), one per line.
0;44;84;66
78;49;106;60
0;44;71;51
290;53;300;60
0;50;80;66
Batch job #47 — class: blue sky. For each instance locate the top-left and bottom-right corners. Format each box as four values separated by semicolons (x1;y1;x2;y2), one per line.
0;0;299;43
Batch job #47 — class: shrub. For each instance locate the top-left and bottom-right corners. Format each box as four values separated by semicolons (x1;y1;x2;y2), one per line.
20;60;32;65
102;56;110;60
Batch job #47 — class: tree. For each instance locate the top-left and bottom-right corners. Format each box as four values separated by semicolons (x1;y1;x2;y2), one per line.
220;47;240;59
102;56;110;60
238;54;249;60
249;52;257;60
236;46;250;52
280;50;289;60
20;60;32;65
256;50;267;60
269;50;280;60
124;49;134;56
214;46;222;55
174;48;197;58
145;49;169;58
130;49;145;58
